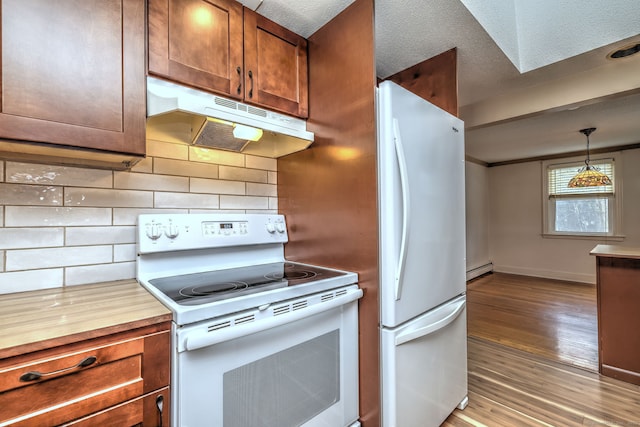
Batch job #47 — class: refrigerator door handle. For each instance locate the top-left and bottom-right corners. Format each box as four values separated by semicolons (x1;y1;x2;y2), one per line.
395;298;465;346
393;118;410;301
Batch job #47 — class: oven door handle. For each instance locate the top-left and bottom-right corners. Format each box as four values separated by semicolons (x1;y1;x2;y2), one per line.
183;288;364;351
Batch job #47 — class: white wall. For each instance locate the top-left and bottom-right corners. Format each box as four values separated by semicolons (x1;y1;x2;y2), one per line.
487;148;640;284
465;161;491;278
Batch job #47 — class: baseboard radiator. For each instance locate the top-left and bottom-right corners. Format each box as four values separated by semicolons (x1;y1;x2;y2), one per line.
466;262;493;281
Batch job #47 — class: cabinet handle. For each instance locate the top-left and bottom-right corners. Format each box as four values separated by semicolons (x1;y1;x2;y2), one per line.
156;394;164;427
248;70;254;98
236;66;242;95
19;355;97;382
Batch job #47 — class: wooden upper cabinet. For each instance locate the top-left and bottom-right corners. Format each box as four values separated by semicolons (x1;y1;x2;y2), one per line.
243;8;308;118
148;0;308;118
148;0;244;98
0;0;146;157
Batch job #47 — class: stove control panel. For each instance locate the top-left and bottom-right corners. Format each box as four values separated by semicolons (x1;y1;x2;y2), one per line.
202;220;248;236
137;214;288;254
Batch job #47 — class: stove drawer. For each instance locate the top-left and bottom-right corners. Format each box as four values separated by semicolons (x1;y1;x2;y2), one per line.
0;324;171;427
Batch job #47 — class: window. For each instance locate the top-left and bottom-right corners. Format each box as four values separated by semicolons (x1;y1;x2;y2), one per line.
542;154;622;237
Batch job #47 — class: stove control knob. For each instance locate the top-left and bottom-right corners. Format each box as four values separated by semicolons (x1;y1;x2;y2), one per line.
276;222;286;233
146;223;162;240
266;223;276;234
165;222;180;239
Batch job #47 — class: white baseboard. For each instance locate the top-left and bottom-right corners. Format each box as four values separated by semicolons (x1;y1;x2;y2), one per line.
466;262;493;281
493;264;595;284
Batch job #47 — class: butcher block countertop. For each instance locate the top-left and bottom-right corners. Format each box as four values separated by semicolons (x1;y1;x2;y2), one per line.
0;280;171;359
590;245;640;259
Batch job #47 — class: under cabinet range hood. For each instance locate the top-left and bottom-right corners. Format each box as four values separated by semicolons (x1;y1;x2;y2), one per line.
146;77;314;158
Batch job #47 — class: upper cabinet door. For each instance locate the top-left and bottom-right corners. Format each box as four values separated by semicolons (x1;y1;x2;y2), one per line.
243;8;308;118
0;0;146;156
148;0;244;99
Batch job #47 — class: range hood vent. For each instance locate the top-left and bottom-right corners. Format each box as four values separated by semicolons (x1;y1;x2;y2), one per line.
146;76;314;158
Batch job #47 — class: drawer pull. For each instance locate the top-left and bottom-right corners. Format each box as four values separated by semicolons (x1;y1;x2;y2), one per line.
19;355;97;382
156;394;164;427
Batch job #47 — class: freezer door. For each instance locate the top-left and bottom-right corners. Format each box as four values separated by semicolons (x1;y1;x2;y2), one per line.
380;295;468;427
378;81;466;327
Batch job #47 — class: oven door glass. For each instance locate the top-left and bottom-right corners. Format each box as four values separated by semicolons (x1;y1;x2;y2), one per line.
174;300;359;427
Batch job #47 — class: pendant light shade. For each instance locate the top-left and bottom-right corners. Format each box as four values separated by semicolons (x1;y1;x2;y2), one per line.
567;128;612;188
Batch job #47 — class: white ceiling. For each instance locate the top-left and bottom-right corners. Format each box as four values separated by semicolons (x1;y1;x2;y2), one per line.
240;0;640;164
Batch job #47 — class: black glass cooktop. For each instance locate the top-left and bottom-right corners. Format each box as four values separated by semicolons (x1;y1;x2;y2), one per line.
148;262;346;306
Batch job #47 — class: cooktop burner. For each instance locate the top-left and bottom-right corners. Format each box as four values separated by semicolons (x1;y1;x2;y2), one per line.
149;262;346;306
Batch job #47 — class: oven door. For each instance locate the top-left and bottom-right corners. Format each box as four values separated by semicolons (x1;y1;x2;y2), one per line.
173;287;362;427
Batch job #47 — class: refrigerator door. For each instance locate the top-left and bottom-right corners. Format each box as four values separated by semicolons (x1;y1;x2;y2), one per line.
377;81;466;327
380;295;468;427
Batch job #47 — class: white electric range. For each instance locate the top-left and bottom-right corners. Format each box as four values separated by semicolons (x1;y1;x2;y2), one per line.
136;213;362;427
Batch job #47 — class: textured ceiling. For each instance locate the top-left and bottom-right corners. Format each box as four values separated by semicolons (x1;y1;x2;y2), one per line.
239;0;640;164
460;0;640;72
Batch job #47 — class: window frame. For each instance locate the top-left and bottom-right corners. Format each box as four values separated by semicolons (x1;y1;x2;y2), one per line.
542;152;624;239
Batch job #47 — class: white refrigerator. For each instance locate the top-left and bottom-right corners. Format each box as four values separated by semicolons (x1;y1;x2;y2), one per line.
377;81;468;427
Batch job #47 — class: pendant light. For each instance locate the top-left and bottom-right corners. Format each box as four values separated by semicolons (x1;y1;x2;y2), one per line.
567;127;612;188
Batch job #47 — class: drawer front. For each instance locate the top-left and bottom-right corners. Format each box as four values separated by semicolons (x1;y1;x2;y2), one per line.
0;328;170;427
62;396;144;427
0;337;143;393
62;387;170;427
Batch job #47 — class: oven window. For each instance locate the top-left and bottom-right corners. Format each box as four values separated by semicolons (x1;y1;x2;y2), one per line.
223;330;340;427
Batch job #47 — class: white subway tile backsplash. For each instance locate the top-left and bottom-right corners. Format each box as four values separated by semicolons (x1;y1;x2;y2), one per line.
0;269;63;294
190;147;245;167
269;197;278;211
0;183;62;206
5;207;111;227
147;139;189;160
0;228;64;250
130;157;153;173
220;195;269;210
268;171;277;184
246;183;277;197
155;192;220;209
219;166;268;183
114;244;136;262
6;245;112;271
0;147;279;292
114;172;189;192
189;209;244;214
6;162;112;188
246;155;277;171
112;208;188;225
66;226;136;245
64;188;153;208
65;261;136;286
154;157;219;179
190;178;245;195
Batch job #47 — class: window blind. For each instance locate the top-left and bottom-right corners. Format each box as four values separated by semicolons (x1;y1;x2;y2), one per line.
548;159;614;197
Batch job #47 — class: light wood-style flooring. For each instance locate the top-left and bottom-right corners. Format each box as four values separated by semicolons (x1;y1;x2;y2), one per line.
442;272;640;426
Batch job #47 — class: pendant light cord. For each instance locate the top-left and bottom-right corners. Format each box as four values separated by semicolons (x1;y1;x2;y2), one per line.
580;127;596;167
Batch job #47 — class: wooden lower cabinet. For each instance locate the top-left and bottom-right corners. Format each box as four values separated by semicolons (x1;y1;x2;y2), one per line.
594;252;640;385
0;323;171;426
